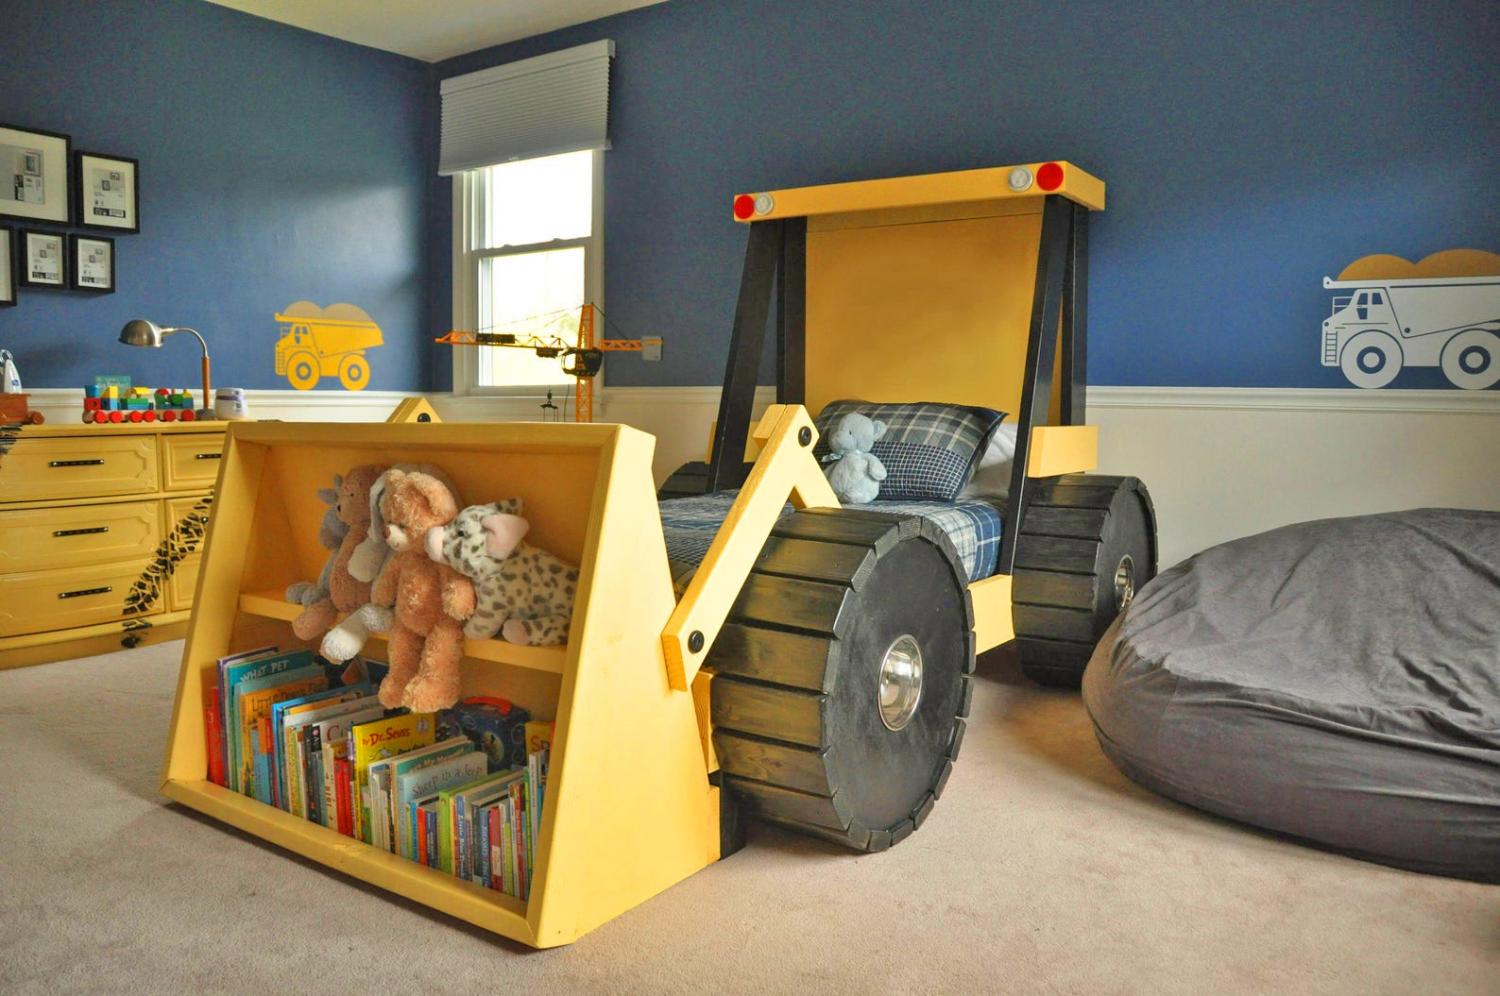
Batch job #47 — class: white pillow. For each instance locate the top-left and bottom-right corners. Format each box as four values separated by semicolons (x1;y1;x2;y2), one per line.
960;422;1018;500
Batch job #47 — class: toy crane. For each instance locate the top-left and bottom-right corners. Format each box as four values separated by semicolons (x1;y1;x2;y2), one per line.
436;304;654;422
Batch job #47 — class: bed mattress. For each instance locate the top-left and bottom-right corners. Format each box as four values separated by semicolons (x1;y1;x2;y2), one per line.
1083;508;1500;882
659;491;1005;584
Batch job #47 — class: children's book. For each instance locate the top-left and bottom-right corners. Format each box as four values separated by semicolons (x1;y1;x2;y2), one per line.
350;713;436;844
451;770;523;881
203;684;225;785
302;699;384;823
213;645;278;789
270;685;367;811
234;664;327;797
281;694;379;818
386;739;481;859
333;749;354;837
413;795;441;866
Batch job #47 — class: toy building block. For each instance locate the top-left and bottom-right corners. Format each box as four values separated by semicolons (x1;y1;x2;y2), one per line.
84;384;101;398
83;396;102;411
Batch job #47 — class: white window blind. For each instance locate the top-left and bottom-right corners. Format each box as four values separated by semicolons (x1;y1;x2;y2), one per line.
439;39;614;175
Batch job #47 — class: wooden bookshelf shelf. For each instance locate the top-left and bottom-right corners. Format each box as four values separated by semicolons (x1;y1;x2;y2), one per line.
161;777;534;944
237;588;569;675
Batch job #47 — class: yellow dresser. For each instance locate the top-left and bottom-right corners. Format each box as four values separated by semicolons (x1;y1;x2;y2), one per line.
0;421;226;668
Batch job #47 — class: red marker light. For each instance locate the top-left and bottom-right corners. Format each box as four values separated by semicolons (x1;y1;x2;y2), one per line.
1036;162;1064;191
733;194;756;220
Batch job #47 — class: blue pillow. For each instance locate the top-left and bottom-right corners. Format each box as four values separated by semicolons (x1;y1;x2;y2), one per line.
813;400;1007;501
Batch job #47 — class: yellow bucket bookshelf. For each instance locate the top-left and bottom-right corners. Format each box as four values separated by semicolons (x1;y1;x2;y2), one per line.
161;421;720;948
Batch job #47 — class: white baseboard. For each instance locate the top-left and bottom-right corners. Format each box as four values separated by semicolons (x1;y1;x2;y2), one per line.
18;383;1498;569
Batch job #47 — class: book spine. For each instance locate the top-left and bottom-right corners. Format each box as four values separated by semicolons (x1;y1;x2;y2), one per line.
204;687;225;786
321;744;339;830
489;807;501;891
425;810;438;868
417;809;428;866
512;786;525;899
455;795;468;880
305;727;323;825
477;807;491;887
335;756;353;836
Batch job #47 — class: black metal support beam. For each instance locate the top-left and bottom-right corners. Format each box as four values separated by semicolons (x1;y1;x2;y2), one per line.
1059;202;1089;426
998;195;1073;575
776;217;807;405
707;220;782;492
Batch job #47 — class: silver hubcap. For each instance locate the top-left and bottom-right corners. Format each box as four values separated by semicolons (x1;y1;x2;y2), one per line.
1113;555;1136;612
878;634;923;731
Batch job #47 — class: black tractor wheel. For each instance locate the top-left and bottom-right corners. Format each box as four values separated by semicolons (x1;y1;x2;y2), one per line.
1013;475;1158;688
708;507;973;852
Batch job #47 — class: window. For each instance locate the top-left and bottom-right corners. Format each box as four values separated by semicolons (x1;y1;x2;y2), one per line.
452;149;603;393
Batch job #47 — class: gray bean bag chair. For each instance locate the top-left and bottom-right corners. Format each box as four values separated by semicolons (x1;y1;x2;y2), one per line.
1083;508;1500;882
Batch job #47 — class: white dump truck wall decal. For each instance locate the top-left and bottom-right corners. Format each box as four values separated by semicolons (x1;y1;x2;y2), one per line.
1323;249;1500;390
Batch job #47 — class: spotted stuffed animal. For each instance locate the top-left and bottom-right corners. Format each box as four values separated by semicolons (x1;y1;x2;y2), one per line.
425;500;579;646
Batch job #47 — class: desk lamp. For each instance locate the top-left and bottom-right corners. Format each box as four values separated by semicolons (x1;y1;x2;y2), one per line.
118;319;211;416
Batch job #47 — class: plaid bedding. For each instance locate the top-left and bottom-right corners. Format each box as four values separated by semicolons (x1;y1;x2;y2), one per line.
660;490;1006;586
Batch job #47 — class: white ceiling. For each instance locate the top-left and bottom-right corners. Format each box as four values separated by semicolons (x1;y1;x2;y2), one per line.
206;0;667;62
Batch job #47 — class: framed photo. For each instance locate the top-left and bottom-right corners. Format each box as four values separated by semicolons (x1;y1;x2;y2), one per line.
0;124;72;224
74;151;139;232
71;234;115;293
18;229;66;288
0;227;15;306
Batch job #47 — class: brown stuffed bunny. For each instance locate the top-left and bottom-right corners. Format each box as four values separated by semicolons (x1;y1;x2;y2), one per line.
371;469;475;712
291;464;386;641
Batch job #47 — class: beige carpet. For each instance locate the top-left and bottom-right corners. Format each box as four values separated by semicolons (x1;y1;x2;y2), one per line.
1;643;1495;995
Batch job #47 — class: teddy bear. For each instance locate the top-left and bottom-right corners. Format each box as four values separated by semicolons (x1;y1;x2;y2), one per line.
285;475;348;609
424;499;578;646
370;469;475;712
822;411;888;504
320;464;462;664
288;464;385;642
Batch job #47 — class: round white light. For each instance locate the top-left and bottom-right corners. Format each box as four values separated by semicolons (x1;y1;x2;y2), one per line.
1008;167;1033;192
754;193;775;215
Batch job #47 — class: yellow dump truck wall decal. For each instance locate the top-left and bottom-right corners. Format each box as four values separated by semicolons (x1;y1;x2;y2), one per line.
273;301;383;391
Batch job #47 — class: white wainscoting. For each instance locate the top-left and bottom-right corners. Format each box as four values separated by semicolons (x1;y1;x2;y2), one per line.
23;385;1499;569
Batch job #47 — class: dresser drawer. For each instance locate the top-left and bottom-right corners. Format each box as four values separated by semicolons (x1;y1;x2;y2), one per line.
160;433;226;492
0;560;160;638
0;500;161;574
168;551;202;612
0;435;157;503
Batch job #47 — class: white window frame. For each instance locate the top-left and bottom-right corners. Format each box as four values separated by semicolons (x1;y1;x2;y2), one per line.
450;150;605;397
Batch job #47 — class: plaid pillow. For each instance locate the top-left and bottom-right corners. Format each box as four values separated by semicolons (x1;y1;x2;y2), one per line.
813;400;1007;501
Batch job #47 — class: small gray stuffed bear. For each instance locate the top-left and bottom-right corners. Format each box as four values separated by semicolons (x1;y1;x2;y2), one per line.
822;411;888;504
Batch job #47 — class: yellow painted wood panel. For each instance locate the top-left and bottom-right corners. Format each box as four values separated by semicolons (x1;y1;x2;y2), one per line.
969;574;1015;652
0;559;159;638
0;614;189;669
0;434;157;503
805;211;1043;418
1026;425;1099;478
160;433;226;492
0;499;161;573
168;552;201;613
738;161;1105;221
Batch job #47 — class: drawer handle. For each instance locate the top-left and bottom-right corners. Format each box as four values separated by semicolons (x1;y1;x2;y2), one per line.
59;586;112;599
54;526;110;537
50;458;105;468
194;452;222;460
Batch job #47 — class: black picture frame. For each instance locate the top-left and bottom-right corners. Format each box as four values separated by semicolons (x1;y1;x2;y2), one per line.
18;228;67;289
70;233;115;294
0;226;15;306
0;123;72;224
74;150;139;233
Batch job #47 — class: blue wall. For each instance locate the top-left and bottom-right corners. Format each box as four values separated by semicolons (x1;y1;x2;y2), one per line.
0;0;435;392
434;0;1500;389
